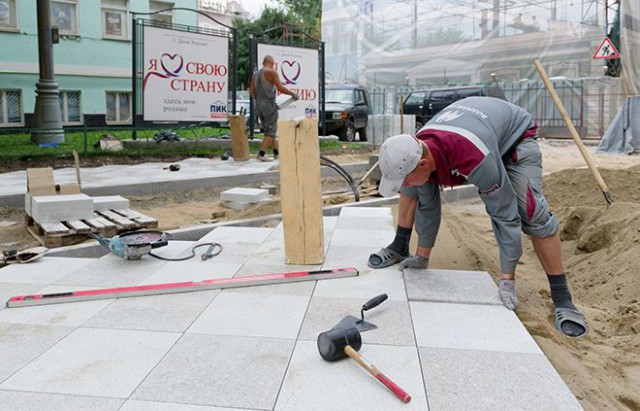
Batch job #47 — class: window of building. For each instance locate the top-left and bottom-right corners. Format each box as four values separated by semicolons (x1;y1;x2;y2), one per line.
59;91;82;125
102;0;128;40
0;90;23;126
150;1;173;24
0;0;18;31
52;0;79;36
106;91;131;124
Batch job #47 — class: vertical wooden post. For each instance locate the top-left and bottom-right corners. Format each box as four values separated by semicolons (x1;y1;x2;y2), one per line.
229;115;250;161
278;118;324;264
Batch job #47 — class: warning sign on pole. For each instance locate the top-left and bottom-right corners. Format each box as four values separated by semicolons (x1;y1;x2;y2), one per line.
593;37;620;60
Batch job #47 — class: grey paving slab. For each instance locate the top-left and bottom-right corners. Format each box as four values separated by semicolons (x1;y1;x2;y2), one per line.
53;255;168;287
419;347;582;411
313;266;407;301
138;261;243;285
187;290;309;339
82;290;219;332
329;228;395;248
0;285;114;326
298;296;415;346
0;257;93;285
0;328;181;398
321;244;381;269
0;390;124;411
231;263;319;296
405;268;503;305
194;244;256;264
0;323;74;383
275;340;427;411
120;400;247;411
132;333;295;409
410;301;542;354
338;207;394;218
198;226;274;244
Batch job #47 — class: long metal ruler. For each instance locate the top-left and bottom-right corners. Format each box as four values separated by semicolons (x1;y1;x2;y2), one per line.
6;267;359;308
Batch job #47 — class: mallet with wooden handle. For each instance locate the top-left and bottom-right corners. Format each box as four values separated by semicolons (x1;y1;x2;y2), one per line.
317;326;412;403
533;59;613;205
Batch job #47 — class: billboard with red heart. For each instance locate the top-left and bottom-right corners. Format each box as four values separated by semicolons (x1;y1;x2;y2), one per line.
257;44;319;121
143;26;229;122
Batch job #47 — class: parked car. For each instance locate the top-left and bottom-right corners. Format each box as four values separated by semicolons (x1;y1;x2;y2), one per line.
323;84;371;142
403;85;506;130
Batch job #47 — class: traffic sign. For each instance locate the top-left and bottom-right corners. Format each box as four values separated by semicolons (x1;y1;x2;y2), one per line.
593;37;620;59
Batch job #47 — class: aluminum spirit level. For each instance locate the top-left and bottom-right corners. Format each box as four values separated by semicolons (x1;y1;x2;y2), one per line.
6;267;359;308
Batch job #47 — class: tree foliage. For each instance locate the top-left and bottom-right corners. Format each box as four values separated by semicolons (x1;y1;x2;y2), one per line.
232;0;322;88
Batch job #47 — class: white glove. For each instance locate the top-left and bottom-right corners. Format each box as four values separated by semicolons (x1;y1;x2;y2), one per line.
398;255;429;271
292;93;300;101
498;279;519;311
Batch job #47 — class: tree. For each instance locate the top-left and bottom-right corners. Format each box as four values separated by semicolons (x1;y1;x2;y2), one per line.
233;2;322;88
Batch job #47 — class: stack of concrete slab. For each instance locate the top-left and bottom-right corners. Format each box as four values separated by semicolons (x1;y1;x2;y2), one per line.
92;195;130;211
30;194;94;224
221;187;270;211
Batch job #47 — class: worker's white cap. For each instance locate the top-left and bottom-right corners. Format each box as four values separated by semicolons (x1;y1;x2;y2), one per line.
378;134;423;197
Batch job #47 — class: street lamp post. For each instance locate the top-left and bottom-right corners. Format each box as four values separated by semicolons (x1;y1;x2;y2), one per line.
31;0;65;144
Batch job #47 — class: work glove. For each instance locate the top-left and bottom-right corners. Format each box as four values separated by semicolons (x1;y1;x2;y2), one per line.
498;279;519;311
292;93;300;101
398;255;429;271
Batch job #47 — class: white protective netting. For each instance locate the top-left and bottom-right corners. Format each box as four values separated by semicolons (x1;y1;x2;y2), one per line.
322;0;636;139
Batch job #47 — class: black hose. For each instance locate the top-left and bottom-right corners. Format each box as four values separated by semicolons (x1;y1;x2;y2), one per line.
320;155;360;202
148;242;222;262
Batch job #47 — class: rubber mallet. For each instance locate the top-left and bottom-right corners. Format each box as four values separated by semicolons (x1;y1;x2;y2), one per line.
317;326;411;403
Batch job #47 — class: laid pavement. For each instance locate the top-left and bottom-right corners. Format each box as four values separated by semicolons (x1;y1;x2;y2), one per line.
0;204;582;410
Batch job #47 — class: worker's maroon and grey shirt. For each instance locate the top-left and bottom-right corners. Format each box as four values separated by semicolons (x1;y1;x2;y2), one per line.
415;96;539;274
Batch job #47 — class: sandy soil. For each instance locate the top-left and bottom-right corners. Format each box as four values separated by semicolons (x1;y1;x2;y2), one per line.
1;141;639;410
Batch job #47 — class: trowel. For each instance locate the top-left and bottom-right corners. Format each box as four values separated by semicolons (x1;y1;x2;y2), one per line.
333;293;388;332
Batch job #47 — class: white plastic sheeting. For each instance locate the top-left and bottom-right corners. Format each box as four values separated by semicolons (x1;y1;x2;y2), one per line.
621;1;640;95
322;0;612;87
597;96;640;154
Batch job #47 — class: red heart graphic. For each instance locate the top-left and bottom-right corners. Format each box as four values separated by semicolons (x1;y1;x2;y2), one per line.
160;53;184;77
280;60;301;85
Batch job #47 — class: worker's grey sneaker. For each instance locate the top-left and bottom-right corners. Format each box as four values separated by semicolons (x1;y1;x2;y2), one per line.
257;154;272;162
273;154;279;160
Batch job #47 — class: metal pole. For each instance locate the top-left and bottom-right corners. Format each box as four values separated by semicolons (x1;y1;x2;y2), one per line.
131;17;138;140
320;41;326;137
31;0;65;144
249;34;254;139
231;27;237;115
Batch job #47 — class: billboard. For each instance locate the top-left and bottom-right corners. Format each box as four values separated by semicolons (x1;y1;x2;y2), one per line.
257;44;319;121
143;26;229;122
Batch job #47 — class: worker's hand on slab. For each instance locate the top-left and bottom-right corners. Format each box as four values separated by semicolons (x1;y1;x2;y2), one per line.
498;279;519;310
398;255;429;271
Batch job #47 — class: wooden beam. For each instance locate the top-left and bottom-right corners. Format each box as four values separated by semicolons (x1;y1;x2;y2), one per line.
278;118;324;264
229;115;250;161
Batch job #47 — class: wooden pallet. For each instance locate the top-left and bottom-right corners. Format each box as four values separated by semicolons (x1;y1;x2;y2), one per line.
26;209;158;248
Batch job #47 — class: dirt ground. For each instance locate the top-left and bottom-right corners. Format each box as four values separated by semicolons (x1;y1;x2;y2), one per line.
1;141;640;410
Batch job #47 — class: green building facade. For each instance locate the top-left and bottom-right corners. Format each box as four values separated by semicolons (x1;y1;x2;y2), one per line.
0;0;198;128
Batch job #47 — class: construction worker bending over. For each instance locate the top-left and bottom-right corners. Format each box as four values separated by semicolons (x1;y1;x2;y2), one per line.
369;97;588;338
250;55;299;162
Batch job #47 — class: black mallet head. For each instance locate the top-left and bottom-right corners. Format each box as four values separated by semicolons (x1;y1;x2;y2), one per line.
317;326;362;361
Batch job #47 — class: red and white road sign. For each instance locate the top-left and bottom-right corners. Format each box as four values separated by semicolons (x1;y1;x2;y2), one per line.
593;37;620;59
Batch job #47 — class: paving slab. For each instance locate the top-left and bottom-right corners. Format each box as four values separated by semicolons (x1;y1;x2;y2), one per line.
313;266;407;301
82;290;220;333
187;291;310;339
405;268;503;305
131;333;295;409
138;261;243;285
0;257;93;285
0;323;74;383
419;347;583;411
0;391;124;411
0;327;181;398
120;400;245;411
410;301;542;354
298;296;415;346
274;341;428;410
